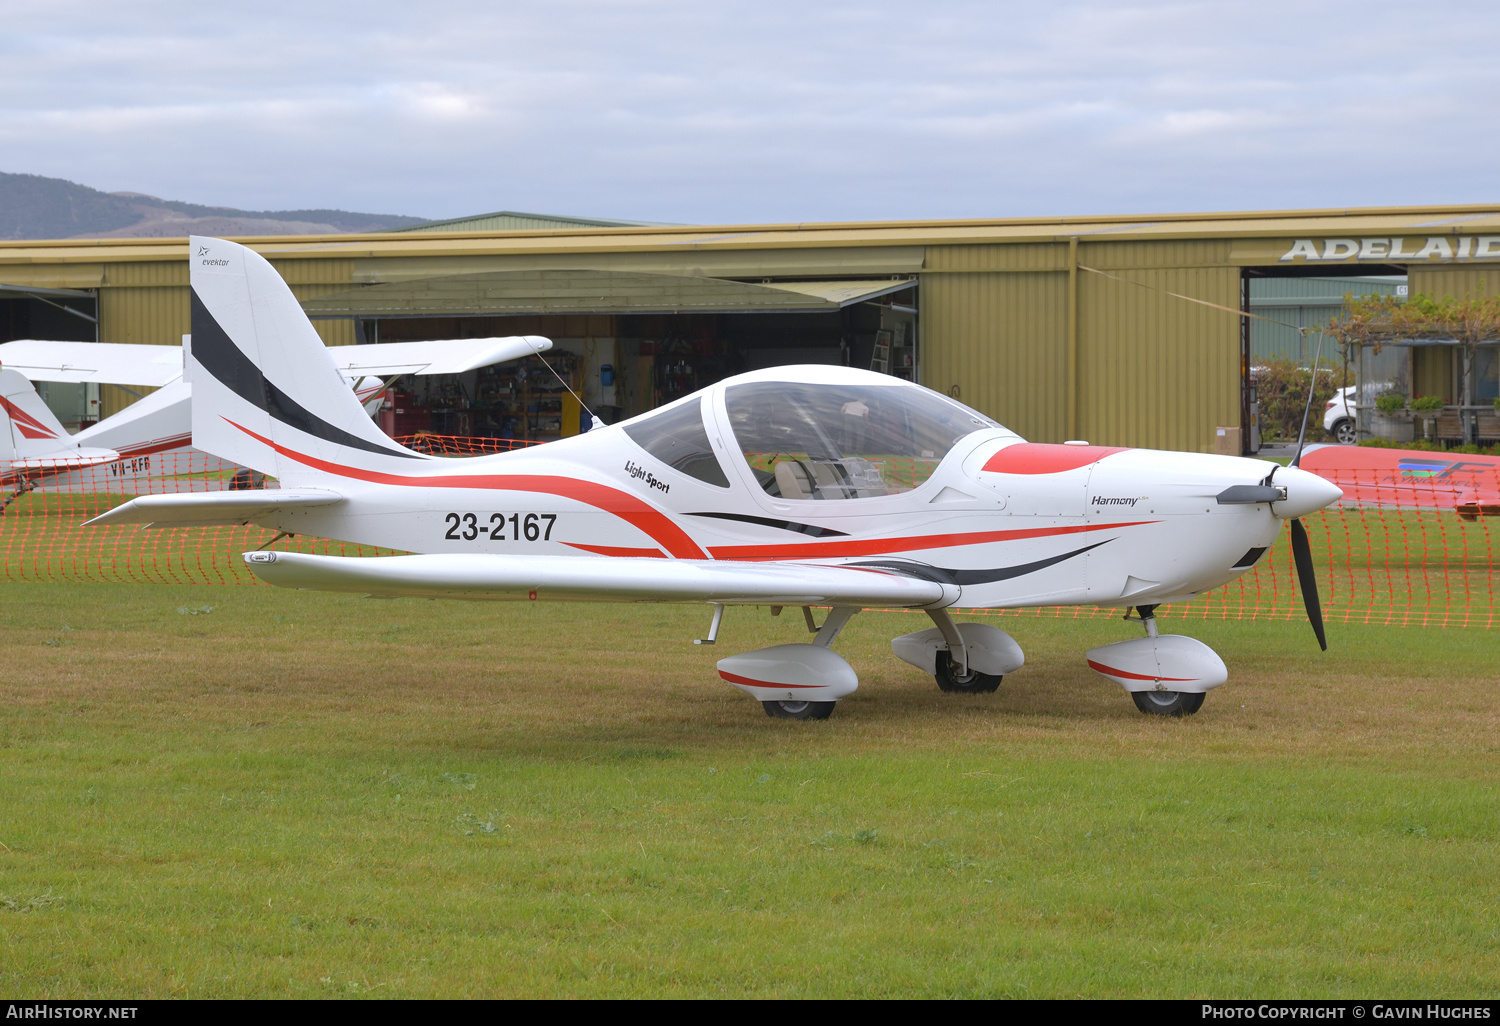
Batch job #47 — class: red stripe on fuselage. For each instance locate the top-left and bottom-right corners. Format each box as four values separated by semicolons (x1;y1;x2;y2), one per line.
113;433;192;458
224;418;709;559
564;543;667;558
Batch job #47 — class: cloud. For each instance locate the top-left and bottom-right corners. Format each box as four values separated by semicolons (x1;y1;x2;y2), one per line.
1;0;1497;222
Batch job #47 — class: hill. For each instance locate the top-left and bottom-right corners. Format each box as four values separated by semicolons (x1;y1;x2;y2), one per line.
0;172;429;240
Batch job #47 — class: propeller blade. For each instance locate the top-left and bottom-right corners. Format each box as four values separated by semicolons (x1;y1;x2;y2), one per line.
1289;330;1327;469
1289;517;1327;651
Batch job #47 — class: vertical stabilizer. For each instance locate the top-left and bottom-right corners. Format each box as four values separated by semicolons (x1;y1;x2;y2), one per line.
0;368;71;461
186;236;424;485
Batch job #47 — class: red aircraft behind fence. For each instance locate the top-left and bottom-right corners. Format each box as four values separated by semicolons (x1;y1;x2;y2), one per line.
1300;445;1500;520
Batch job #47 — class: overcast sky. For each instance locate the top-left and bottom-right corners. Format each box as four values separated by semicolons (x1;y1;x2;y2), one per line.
3;1;1497;224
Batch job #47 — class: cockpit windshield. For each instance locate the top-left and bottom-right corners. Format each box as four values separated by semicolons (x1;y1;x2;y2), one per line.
724;380;1005;500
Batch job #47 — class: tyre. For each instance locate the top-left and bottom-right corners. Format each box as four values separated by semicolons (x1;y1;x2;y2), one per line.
229;468;266;490
1331;418;1357;446
762;700;836;720
1131;690;1205;716
934;650;1003;694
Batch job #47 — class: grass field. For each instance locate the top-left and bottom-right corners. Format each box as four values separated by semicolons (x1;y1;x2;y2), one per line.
2;583;1497;998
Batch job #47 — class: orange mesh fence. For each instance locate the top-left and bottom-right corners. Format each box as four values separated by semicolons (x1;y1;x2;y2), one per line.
1;451;1495;627
392;434;539;456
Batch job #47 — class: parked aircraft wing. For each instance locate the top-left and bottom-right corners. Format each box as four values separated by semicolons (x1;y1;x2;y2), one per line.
84;489;345;528
329;336;552;377
0;340;184;387
1301;445;1500;516
242;551;957;607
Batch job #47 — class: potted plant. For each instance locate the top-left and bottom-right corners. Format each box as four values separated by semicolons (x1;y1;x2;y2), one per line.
1412;394;1444;440
1371;390;1414;442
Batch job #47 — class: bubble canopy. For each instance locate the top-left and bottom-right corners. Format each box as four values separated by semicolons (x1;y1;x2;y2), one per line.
724;379;1008;500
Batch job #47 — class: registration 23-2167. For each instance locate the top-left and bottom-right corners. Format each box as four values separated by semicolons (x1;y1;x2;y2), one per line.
443;512;557;542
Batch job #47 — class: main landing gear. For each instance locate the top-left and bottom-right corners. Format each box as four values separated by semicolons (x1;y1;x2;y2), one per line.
891;609;1026;693
1085;605;1227;717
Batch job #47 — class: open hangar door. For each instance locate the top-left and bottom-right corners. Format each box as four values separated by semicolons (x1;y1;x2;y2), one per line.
1240;263;1406;452
301;270;918;442
0;284;100;433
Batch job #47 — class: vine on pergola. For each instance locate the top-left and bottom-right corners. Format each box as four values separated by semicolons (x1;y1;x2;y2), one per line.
1325;290;1500;432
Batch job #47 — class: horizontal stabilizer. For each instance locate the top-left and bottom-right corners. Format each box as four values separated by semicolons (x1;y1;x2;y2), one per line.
243;551;956;607
12;447;120;469
332;336;551;377
84;488;344;528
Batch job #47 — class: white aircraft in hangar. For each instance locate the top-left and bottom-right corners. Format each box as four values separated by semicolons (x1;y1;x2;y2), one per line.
0;333;551;492
89;236;1342;720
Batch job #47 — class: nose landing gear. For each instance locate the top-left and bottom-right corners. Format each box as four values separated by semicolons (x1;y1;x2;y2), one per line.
1086;605;1226;717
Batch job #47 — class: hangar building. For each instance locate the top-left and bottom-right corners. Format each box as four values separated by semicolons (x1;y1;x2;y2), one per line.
1;204;1496;451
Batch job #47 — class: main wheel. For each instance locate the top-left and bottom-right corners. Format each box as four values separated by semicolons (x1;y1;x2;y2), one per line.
1331;418;1357;445
762;700;836;720
1131;690;1205;716
934;651;1003;694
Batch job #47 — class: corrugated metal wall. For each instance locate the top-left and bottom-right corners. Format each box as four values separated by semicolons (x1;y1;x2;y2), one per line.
922;244;1069;443
1078;241;1240;451
922;239;1240;451
1409;266;1495;300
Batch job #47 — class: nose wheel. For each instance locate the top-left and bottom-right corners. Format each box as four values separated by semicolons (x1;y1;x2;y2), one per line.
763;700;836;720
1130;690;1205;717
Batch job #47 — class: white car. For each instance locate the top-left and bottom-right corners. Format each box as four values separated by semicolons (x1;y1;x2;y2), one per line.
1324;386;1356;445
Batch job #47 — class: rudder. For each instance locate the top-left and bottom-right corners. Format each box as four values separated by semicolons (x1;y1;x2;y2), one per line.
0;368;71;461
186;236;425;484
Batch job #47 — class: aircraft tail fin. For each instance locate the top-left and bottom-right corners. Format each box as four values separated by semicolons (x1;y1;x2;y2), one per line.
186;236;427;485
0;367;72;461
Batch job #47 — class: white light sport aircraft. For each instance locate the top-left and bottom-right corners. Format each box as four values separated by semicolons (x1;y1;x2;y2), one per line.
89;237;1342;721
0;334;550;492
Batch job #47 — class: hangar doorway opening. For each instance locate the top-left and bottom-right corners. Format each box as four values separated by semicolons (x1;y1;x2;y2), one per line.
0;284;99;433
302;271;918;443
1240;266;1406;452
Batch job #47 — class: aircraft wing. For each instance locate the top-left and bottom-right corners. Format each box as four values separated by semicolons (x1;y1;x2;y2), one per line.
329;336;551;377
84;489;345;529
0;340;184;387
1301;444;1500;516
242;551;956;607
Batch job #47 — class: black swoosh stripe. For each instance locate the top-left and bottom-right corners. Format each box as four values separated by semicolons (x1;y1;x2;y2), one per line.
685;511;848;537
850;539;1110;586
190;289;420;460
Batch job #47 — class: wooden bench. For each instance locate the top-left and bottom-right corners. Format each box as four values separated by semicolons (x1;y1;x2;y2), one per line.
1436;412;1465;445
1478;411;1500;443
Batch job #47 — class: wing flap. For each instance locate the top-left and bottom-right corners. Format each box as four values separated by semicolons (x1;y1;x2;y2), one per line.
84;488;344;528
243;551;955;607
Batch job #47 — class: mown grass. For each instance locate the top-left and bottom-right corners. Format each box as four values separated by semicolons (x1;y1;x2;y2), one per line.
1;583;1497;998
